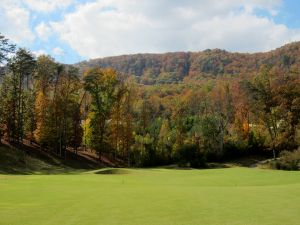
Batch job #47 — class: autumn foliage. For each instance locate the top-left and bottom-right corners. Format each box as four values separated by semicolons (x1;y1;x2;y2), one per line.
1;33;300;167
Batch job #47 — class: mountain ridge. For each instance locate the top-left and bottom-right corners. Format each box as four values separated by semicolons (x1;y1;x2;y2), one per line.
76;41;300;84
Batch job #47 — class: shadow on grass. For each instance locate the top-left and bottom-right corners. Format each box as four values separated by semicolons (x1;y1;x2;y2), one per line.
148;164;229;170
94;168;131;175
0;143;99;175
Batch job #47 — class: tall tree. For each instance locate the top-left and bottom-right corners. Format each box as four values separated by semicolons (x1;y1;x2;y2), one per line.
0;74;15;142
7;48;36;142
244;66;280;159
274;69;300;149
210;82;234;155
84;68;119;161
34;55;57;146
0;33;15;64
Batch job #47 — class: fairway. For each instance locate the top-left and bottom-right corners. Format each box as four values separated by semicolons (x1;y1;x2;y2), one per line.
0;168;300;225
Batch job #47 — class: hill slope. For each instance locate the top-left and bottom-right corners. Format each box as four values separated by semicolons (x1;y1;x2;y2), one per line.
77;42;300;84
0;143;100;174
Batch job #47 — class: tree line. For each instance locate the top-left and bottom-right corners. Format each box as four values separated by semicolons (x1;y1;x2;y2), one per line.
1;34;300;167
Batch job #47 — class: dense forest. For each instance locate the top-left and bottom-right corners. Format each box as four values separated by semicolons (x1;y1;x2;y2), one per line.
1;33;300;168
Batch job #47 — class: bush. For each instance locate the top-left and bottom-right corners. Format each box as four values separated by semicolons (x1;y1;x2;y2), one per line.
273;148;300;170
176;144;207;168
222;140;248;160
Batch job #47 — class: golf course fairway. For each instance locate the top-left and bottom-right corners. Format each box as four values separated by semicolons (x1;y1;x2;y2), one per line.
0;168;299;225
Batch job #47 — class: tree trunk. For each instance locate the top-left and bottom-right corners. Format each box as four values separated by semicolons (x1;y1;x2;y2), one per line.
272;143;276;160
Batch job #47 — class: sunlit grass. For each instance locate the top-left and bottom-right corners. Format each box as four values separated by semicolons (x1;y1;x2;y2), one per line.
0;168;300;225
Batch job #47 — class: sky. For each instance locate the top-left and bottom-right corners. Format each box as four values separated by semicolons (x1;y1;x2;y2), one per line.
1;0;300;64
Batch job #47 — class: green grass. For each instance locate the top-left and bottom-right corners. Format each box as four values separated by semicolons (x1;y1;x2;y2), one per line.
1;168;300;225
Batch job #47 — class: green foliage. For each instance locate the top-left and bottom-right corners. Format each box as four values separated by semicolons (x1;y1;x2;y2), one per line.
0;75;15;140
175;144;206;168
0;33;299;166
84;68;119;156
1;48;37;142
0;33;15;63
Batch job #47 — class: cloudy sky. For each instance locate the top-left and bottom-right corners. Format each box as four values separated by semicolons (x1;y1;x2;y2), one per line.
1;0;300;63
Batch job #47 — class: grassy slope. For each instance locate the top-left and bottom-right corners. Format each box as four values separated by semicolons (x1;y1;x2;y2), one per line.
0;145;67;174
0;168;300;225
0;144;98;174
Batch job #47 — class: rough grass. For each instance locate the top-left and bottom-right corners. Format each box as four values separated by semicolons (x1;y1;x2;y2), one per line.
0;167;300;225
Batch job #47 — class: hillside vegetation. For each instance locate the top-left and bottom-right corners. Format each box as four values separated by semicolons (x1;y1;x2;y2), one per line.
0;33;300;169
77;42;300;84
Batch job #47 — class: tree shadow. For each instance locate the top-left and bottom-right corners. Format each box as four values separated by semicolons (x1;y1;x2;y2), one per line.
0;142;99;175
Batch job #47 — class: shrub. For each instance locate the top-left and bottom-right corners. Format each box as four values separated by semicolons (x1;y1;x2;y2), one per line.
176;144;207;168
222;140;247;160
273;148;300;170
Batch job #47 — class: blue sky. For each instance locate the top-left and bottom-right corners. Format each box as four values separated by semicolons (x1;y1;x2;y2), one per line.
273;0;300;28
1;0;300;64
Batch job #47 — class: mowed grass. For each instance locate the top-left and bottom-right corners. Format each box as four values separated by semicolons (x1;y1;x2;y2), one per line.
0;168;300;225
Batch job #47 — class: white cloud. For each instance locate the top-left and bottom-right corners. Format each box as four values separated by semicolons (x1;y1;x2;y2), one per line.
35;22;52;41
22;0;73;13
52;47;64;56
32;49;47;57
51;0;300;59
0;0;34;44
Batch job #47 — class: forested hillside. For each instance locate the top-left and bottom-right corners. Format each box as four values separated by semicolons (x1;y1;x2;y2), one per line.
1;33;300;169
77;42;300;84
